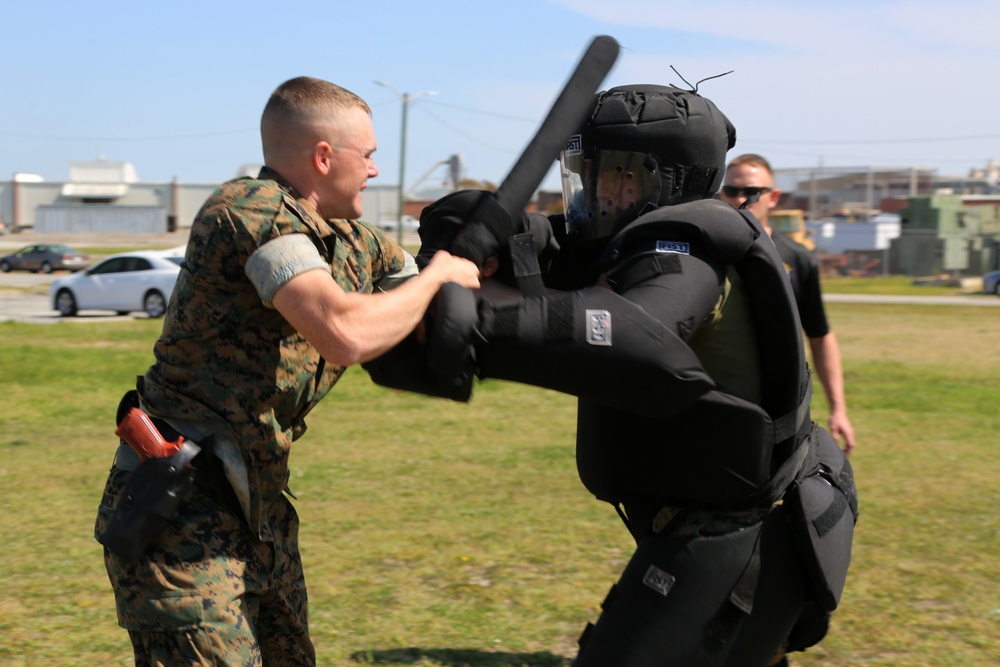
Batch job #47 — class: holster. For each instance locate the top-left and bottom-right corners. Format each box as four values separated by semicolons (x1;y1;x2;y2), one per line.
100;389;208;562
99;439;203;561
786;425;859;611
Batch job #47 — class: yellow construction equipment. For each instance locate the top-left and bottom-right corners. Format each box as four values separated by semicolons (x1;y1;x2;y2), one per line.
769;209;816;251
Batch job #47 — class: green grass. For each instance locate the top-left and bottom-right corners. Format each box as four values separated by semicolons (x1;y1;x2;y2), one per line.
818;275;980;296
0;283;53;296
0;305;998;666
72;245;179;256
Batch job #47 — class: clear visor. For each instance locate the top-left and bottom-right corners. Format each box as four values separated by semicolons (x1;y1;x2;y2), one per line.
560;146;661;241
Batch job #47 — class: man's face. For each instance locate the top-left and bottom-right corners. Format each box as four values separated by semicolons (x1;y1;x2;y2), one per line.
317;107;379;220
718;163;780;230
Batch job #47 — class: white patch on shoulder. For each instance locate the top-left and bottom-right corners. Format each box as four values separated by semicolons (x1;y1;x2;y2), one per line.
656;241;690;255
585;309;612;346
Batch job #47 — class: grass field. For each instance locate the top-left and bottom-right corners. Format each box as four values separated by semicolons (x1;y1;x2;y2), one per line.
0;301;998;666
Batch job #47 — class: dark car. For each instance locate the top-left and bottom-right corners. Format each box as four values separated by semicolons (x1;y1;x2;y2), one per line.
984;269;1000;297
0;244;90;273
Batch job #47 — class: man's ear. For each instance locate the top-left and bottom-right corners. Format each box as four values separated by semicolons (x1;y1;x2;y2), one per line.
313;141;333;175
767;188;782;210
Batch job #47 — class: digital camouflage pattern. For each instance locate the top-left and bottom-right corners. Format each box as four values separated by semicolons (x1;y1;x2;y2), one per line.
96;467;314;666
140;166;405;539
95;166;404;665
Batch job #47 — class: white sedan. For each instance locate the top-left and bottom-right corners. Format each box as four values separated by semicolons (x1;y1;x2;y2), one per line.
49;250;184;318
374;215;419;232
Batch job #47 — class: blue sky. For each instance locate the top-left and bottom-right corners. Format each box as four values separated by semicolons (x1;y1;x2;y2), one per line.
4;0;1000;196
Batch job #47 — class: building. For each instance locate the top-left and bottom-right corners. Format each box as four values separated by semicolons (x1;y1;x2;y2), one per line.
1;159;215;234
773;161;1000;276
889;195;1000;276
776;159;1000;221
4;158;998;278
0;159;404;236
809;217;902;255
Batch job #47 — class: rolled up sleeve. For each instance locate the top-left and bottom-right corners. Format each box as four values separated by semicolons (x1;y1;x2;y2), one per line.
245;234;331;308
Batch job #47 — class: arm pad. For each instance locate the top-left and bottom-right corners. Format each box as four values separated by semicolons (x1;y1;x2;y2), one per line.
476;287;716;419
361;331;473;402
362;282;480;402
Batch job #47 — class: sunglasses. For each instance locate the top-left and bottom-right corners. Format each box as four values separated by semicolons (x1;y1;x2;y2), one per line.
721;185;773;198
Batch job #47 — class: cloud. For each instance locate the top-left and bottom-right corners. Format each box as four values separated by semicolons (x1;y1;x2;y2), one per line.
537;0;1000;172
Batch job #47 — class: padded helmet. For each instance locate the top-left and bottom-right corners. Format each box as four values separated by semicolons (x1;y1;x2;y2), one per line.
560;84;736;242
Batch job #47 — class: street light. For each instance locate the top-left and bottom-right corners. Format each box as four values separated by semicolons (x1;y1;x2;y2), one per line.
374;81;436;244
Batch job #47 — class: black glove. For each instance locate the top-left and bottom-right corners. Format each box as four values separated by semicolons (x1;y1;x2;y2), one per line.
500;212;560;290
416;191;561;291
415;190;522;271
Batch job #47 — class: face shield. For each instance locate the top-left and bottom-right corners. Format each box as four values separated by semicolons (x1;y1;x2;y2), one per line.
560;138;661;242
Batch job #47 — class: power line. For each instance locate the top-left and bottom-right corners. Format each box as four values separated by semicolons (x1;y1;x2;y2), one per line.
6;112;999;153
414;105;518;154
421;99;537;123
0;97;537;145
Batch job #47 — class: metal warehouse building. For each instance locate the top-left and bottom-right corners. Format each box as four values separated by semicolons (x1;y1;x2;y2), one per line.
0;158;401;235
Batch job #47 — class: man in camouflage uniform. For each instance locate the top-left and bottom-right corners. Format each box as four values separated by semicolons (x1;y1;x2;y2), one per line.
94;76;480;666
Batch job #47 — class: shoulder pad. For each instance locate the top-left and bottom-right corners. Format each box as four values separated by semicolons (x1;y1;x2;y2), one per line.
600;199;759;271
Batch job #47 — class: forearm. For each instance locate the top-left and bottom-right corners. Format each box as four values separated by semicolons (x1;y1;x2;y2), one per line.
273;266;453;367
809;331;856;454
809;331;847;415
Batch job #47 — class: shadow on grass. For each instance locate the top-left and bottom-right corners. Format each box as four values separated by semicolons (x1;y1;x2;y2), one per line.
350;647;571;666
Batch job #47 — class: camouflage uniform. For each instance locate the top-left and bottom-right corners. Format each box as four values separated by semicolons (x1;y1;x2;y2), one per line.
95;166;406;666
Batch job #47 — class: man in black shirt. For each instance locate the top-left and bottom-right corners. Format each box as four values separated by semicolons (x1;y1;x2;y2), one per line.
719;154;856;455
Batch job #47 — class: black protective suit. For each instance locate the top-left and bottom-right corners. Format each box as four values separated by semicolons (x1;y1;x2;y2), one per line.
367;195;857;666
364;84;857;665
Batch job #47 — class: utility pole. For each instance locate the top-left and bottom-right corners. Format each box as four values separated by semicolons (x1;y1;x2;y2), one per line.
374;81;435;244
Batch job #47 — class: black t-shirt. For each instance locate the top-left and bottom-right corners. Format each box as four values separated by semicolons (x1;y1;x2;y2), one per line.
772;232;829;338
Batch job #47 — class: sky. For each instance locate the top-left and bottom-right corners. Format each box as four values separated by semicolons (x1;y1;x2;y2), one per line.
4;0;1000;199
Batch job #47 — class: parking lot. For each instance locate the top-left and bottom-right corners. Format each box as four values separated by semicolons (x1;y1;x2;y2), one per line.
0;275;151;323
2;230;995;324
0;231;189;323
0;229;425;322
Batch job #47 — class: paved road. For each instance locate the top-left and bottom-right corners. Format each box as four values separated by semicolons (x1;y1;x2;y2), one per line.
0;230;187;323
0;285;156;324
0;229;427;323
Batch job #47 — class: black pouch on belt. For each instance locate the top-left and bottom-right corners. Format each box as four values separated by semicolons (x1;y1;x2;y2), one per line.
99;438;203;562
785;425;859;611
100;389;208;561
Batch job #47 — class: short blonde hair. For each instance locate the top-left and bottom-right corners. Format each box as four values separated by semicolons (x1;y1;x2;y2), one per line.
260;76;370;162
727;153;773;175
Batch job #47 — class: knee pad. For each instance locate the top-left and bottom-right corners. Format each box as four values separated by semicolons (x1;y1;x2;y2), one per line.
574;525;763;666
